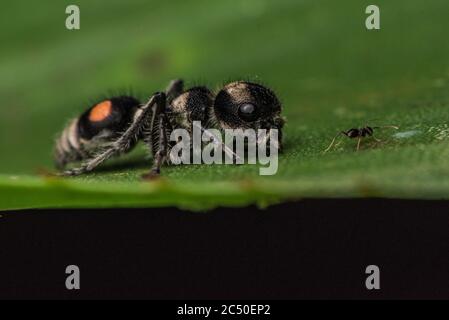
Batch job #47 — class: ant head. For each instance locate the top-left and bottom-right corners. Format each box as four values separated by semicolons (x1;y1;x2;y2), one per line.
213;81;284;132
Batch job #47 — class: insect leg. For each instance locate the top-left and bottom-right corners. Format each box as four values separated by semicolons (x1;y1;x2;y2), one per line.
356;137;362;151
142;93;170;179
63;93;164;176
257;129;281;153
323;132;344;154
194;122;241;163
166;79;184;104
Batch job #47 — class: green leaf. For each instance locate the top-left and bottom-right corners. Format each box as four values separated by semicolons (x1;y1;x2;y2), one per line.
1;0;449;210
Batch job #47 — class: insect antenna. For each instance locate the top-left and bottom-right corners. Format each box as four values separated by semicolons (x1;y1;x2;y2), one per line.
372;125;399;130
323;132;344;154
192;122;241;162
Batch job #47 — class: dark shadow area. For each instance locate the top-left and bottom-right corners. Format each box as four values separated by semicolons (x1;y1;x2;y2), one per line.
0;199;448;299
59;150;152;175
91;157;151;173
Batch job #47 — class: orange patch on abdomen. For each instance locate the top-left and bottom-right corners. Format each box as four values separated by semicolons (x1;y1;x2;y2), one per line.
89;100;112;122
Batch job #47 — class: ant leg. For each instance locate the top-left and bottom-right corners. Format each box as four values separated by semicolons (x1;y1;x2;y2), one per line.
335;139;343;148
257;129;281;152
63;93;164;176
356;137;362;151
63;148;117;176
198;123;240;163
142;94;170;180
166;79;184;104
142;118;168;179
323;133;343;154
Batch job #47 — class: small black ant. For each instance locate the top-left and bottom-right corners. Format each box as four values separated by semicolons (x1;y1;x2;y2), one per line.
323;125;398;153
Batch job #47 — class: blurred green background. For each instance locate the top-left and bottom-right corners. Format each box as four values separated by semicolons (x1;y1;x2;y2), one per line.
1;0;449;210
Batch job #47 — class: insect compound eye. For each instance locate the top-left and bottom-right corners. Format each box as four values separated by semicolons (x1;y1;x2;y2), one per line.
238;103;259;122
214;81;282;129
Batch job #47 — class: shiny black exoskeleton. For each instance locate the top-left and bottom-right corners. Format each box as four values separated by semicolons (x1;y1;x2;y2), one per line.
342;126;374;139
324;125;398;153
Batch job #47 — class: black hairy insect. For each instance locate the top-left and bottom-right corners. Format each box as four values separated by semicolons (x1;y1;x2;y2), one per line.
323;125;398;153
54;79;285;178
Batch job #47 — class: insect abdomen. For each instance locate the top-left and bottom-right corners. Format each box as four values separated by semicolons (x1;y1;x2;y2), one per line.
54;96;141;169
77;96;141;140
54;118;83;169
